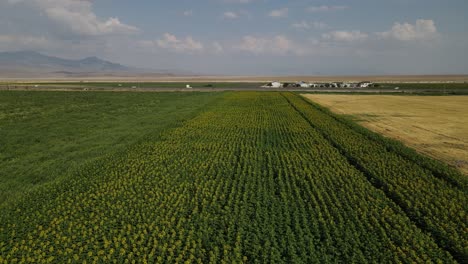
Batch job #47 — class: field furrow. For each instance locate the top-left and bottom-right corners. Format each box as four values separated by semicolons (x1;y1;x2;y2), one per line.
1;92;461;263
285;92;467;261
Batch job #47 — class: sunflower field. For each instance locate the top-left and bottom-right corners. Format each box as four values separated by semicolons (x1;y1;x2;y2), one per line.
0;91;466;263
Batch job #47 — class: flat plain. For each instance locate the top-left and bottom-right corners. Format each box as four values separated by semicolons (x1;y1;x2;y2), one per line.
0;91;466;263
2;74;468;83
302;94;468;174
0;91;223;206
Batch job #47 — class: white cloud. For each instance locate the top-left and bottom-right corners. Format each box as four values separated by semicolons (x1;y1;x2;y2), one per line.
213;42;224;54
183;10;193;16
307;5;348;12
222;0;253;3
292;21;328;30
269;8;288;18
322;31;369;42
154;33;204;53
7;0;139;36
292;21;311;30
0;34;52;50
378;19;438;41
223;11;239;19
235;35;301;55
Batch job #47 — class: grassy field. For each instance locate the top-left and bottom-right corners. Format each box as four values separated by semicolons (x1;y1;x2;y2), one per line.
0;91;466;263
0;91;222;206
0;82;263;90
379;83;468;90
302;94;468;174
2;82;468;95
1;74;468;83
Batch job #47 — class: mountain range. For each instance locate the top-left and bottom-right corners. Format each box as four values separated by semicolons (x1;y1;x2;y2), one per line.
0;51;186;77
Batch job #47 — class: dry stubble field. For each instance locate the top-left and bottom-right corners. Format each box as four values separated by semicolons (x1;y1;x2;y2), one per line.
302;94;468;174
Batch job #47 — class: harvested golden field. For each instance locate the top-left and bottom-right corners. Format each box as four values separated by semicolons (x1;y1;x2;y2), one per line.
302;94;468;174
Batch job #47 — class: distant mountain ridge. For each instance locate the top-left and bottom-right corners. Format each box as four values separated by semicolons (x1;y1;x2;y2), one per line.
0;51;192;77
0;51;135;73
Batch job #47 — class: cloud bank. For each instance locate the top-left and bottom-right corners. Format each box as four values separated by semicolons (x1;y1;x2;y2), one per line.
269;8;288;18
7;0;139;36
140;34;204;54
378;19;438;41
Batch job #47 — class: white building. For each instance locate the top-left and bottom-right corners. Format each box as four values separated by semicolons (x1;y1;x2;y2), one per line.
262;81;282;88
358;81;372;88
260;80;374;89
271;82;282;88
293;81;310;88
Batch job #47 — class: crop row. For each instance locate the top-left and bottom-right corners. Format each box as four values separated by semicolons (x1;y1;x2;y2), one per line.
0;92;458;263
283;92;467;261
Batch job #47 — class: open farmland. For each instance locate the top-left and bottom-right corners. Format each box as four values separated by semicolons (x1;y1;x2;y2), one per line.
302;95;468;174
0;91;223;206
0;91;466;263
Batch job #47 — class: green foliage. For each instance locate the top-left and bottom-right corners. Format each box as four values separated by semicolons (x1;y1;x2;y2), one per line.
0;91;464;263
285;92;467;260
380;83;468;90
3;82;263;90
0;91;222;206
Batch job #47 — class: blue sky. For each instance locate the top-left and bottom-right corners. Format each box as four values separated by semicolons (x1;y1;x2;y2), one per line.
1;0;467;75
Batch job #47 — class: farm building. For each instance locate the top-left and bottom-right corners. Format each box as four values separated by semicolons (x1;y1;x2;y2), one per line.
297;81;310;88
260;81;374;89
342;82;355;88
358;81;372;88
262;81;283;88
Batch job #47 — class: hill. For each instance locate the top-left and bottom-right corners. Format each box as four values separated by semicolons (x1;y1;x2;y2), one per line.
0;51;162;77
